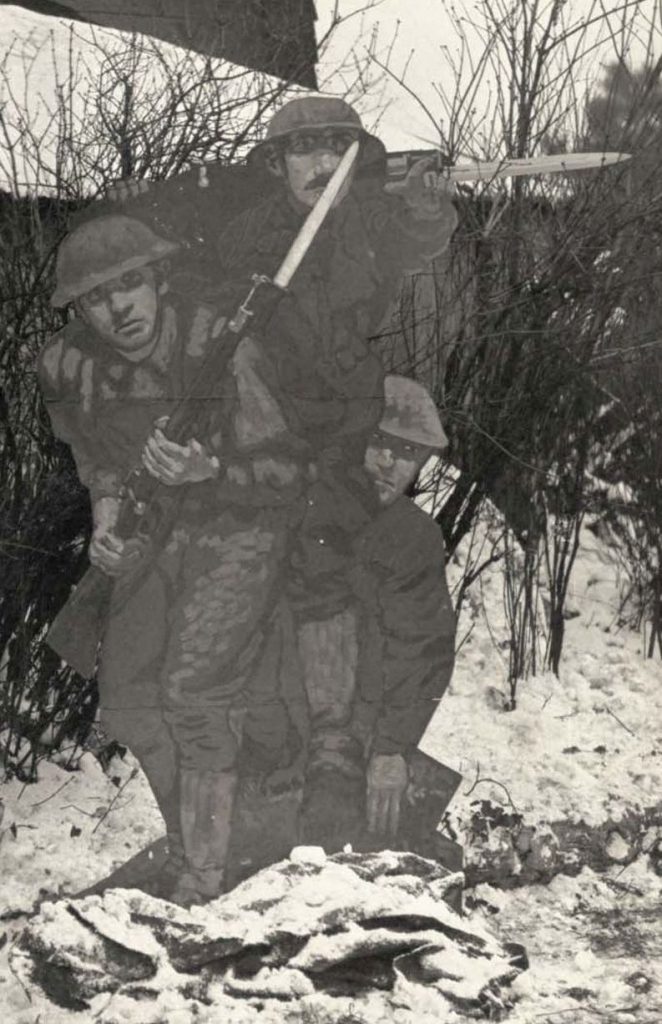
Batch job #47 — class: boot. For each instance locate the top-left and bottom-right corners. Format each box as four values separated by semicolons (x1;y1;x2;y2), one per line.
75;733;183;900
133;741;185;899
171;768;237;907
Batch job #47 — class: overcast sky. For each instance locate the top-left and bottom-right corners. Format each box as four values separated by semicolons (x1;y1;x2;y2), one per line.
316;0;659;148
1;0;659;187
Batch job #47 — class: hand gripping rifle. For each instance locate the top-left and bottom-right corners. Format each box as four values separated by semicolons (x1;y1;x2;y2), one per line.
46;140;361;679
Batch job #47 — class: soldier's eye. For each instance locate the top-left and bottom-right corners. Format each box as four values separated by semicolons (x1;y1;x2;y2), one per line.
85;287;104;305
121;270;145;289
288;133;315;155
328;132;355;154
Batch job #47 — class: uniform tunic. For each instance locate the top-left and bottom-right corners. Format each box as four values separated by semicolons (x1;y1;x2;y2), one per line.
351;495;457;758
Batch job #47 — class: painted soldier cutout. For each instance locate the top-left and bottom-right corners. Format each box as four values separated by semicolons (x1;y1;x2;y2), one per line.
40;96;460;904
40;214;315;905
301;375;456;847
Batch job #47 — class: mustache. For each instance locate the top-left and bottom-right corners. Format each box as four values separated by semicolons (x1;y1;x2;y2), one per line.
305;172;333;191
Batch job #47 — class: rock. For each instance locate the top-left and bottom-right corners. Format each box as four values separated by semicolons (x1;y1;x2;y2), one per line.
16;850;526;1018
463;799;661;887
290;846;327;866
649;838;662;876
606;829;631;862
526;830;561;876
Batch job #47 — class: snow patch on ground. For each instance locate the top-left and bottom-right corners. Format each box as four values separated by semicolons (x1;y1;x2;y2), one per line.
0;749;163;916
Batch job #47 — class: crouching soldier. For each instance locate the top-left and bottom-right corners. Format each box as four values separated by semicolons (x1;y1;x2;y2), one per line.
230;375;458;878
298;375;458;854
39;213;309;905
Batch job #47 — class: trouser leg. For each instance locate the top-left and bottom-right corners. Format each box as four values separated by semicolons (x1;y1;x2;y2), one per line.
161;515;292;900
297;608;366;852
96;561;184;893
227;602;307;884
162;515;289;770
171;768;237;906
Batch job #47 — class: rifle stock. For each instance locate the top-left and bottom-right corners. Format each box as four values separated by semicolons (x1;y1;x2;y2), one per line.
47;570;112;678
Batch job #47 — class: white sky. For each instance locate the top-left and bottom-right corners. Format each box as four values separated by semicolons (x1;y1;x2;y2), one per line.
316;0;659;149
0;0;659;187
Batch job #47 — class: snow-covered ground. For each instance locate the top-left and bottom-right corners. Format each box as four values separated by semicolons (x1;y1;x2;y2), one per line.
424;519;662;831
1;513;661;1022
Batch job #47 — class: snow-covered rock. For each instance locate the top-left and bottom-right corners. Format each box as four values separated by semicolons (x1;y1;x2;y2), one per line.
15;851;524;1021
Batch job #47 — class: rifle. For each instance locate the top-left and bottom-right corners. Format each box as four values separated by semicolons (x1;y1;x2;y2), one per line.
46;140;361;678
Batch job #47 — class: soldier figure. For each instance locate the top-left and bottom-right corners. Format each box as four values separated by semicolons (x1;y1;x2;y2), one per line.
218;94;458;783
299;375;457;850
40;213;310;905
41;97;460;901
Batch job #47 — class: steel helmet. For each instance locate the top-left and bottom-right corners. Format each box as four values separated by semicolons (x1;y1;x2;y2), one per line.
248;95;384;169
51;214;179;307
379;375;448;450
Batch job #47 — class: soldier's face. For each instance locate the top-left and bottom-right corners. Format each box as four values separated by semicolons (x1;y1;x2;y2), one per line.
364;431;432;506
282;129;358;209
78;267;161;359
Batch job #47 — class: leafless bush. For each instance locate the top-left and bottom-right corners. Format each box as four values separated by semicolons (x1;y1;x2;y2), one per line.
378;0;660;689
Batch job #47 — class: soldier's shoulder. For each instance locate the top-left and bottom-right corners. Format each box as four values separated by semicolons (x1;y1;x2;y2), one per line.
396;498;444;553
38;320;89;391
366;497;444;569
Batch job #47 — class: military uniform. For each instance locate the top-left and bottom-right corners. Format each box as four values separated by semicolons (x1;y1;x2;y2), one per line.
39;294;309;797
218;101;458;862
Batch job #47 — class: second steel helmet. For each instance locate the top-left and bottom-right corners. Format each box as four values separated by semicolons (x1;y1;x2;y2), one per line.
379;375;448;450
51;214;179;308
248;95;384;170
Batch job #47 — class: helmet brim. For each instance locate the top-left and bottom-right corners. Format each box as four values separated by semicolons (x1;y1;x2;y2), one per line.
50;241;179;308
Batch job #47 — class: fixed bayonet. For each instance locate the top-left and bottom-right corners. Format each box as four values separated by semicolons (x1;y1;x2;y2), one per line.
386;149;631;189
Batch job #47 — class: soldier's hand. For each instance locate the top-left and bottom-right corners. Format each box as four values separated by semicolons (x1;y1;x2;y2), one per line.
399;156;453;218
89;530;145;577
366;753;409;836
142;423;219;486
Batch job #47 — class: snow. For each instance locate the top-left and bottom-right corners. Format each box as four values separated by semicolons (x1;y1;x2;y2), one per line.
1;512;662;1022
421;517;662;832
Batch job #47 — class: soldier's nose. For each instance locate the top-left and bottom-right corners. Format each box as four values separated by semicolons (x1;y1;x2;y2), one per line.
109;292;132;314
317;151;336;169
376;448;395;468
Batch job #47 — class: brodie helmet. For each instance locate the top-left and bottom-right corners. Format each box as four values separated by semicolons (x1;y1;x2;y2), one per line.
51;214;179;308
379;375;448;450
247;95;385;172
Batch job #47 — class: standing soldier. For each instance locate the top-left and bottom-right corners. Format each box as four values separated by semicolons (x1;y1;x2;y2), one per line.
40;213;310;905
218;93;458;726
